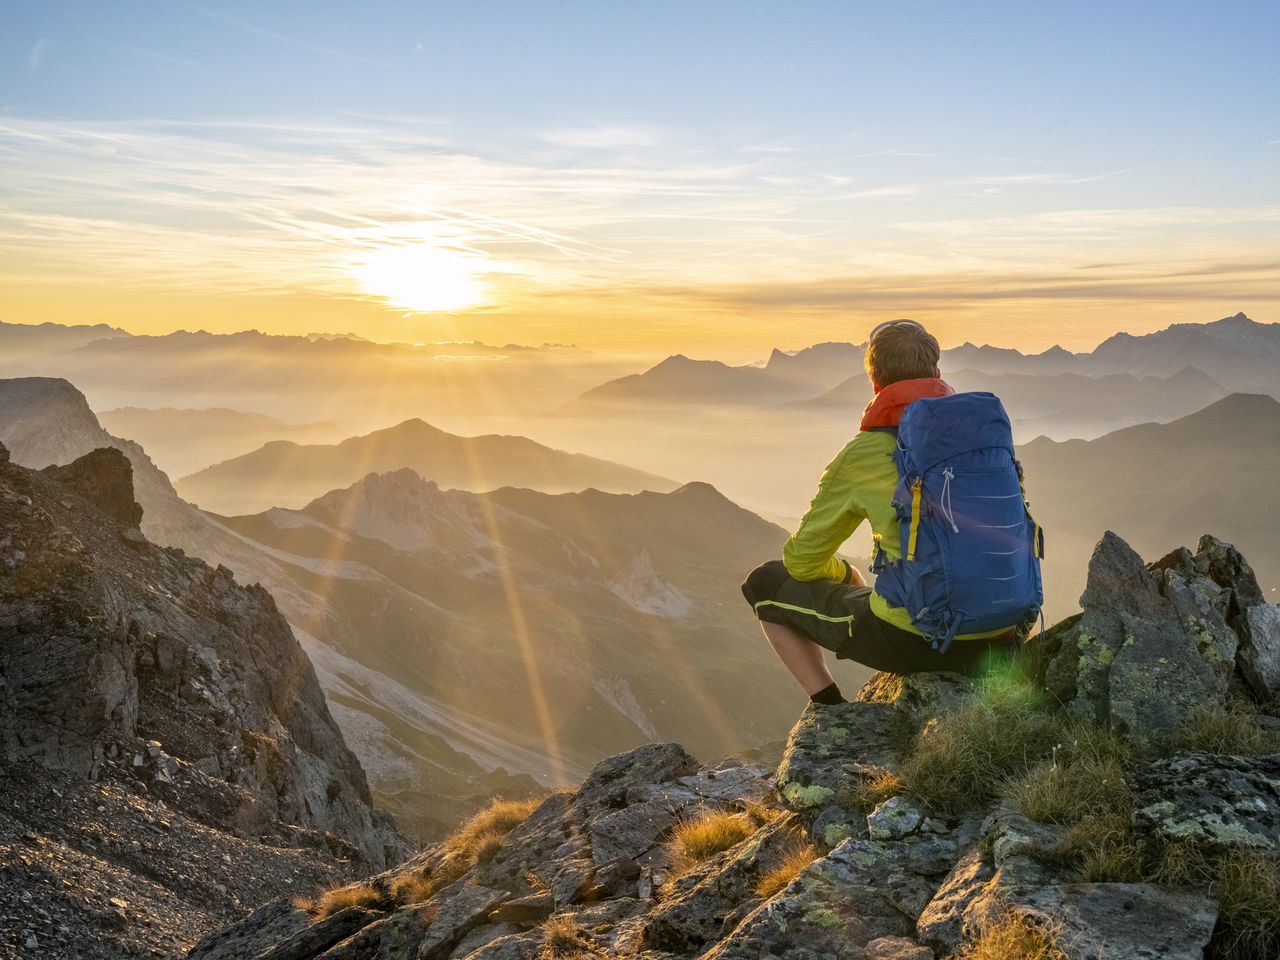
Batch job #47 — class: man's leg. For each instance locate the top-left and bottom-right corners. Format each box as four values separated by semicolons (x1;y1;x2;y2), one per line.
760;620;836;697
743;560;866;703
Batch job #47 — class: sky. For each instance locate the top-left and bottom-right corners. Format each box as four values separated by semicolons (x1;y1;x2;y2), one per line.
2;0;1278;357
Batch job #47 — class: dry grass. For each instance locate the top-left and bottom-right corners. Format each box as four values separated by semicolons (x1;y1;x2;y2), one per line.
293;881;384;919
740;800;779;828
388;870;435;906
954;911;1067;960
1047;813;1145;883
843;769;904;815
1156;844;1280;960
1175;702;1280;754
541;913;599;959
1003;755;1130;826
386;795;543;905
755;840;820;899
443;796;543;862
667;810;757;876
896;673;1060;816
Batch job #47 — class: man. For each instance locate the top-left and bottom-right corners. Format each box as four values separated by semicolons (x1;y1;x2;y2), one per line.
741;319;1028;706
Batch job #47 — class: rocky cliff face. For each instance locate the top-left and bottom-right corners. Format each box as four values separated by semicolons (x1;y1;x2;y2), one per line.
0;443;404;956
192;530;1280;960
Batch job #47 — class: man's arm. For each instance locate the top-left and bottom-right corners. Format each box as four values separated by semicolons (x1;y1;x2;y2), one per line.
783;444;867;582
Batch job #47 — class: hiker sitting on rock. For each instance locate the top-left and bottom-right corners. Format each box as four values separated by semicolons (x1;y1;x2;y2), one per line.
743;319;1044;704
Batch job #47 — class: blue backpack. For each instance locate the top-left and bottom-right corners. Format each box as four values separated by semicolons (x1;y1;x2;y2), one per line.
871;392;1043;653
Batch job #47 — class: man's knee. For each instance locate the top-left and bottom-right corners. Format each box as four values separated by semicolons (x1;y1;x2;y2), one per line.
742;559;789;608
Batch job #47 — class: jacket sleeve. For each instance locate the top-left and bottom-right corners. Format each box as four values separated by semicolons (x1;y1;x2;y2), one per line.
782;444;867;582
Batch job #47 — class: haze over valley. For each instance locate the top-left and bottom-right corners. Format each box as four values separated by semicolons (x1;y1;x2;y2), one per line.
1;312;1277;845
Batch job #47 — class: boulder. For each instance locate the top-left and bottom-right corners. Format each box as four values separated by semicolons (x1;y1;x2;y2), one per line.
856;671;974;737
864;937;934;960
1241;604;1280;702
916;849;995;956
418;883;509;960
998;883;1217;960
1131;752;1280;850
640;813;802;953
41;446;143;528
1035;531;1236;740
700;836;943;960
868;797;924;841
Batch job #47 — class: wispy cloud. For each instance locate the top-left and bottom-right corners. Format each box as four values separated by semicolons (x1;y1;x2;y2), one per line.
0;115;1275;333
180;3;378;66
27;37;50;73
540;124;663;149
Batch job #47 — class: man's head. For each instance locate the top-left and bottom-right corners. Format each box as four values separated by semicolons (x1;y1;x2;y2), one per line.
864;319;941;391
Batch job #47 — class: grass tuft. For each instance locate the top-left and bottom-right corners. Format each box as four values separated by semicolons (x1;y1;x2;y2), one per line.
388;870;435;906
955;911;1067;960
443;796;544;863
740;800;779;828
386;795;543;905
1174;702;1280;755
755;840;820;899
896;673;1059;816
293;881;384;919
541;913;599;959
1155;844;1280;960
842;769;904;815
668;809;757;876
1003;754;1130;826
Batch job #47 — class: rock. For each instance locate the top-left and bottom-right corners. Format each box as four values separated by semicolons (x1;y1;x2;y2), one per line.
868;797;924;841
252;907;380;960
864;936;933;960
1131;752;1280;850
0;448;403;867
589;797;684;864
640;814;802;953
1241;604;1280;702
857;671;974;737
999;883;1217;960
577;743;698;813
775;700;901;814
41;447;143;528
489;894;554;925
418;884;509;960
459;932;541;960
448;922;524;959
1035;532;1236;740
916;849;995;957
700;837;931;960
1197;534;1265;612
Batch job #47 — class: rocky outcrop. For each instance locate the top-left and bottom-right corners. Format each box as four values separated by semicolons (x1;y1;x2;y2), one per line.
1132;752;1280;850
190;530;1280;960
1033;532;1279;739
0;443;401;867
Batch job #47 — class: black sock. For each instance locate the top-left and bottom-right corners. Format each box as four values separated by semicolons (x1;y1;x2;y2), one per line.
809;682;844;705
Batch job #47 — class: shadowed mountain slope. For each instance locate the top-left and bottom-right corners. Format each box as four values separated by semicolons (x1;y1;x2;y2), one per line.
1020;392;1280;615
0;442;402;957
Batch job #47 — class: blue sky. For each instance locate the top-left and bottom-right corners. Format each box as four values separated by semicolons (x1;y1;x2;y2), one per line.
1;1;1278;352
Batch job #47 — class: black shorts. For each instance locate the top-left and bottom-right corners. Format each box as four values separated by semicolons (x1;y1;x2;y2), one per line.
741;560;1018;676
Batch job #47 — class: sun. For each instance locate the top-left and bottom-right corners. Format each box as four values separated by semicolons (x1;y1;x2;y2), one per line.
351;241;488;313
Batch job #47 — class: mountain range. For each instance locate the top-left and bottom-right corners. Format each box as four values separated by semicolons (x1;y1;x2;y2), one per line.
176;418;678;515
788;365;1226;440
559;313;1275;422
206;469;809;839
1019;391;1280;617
